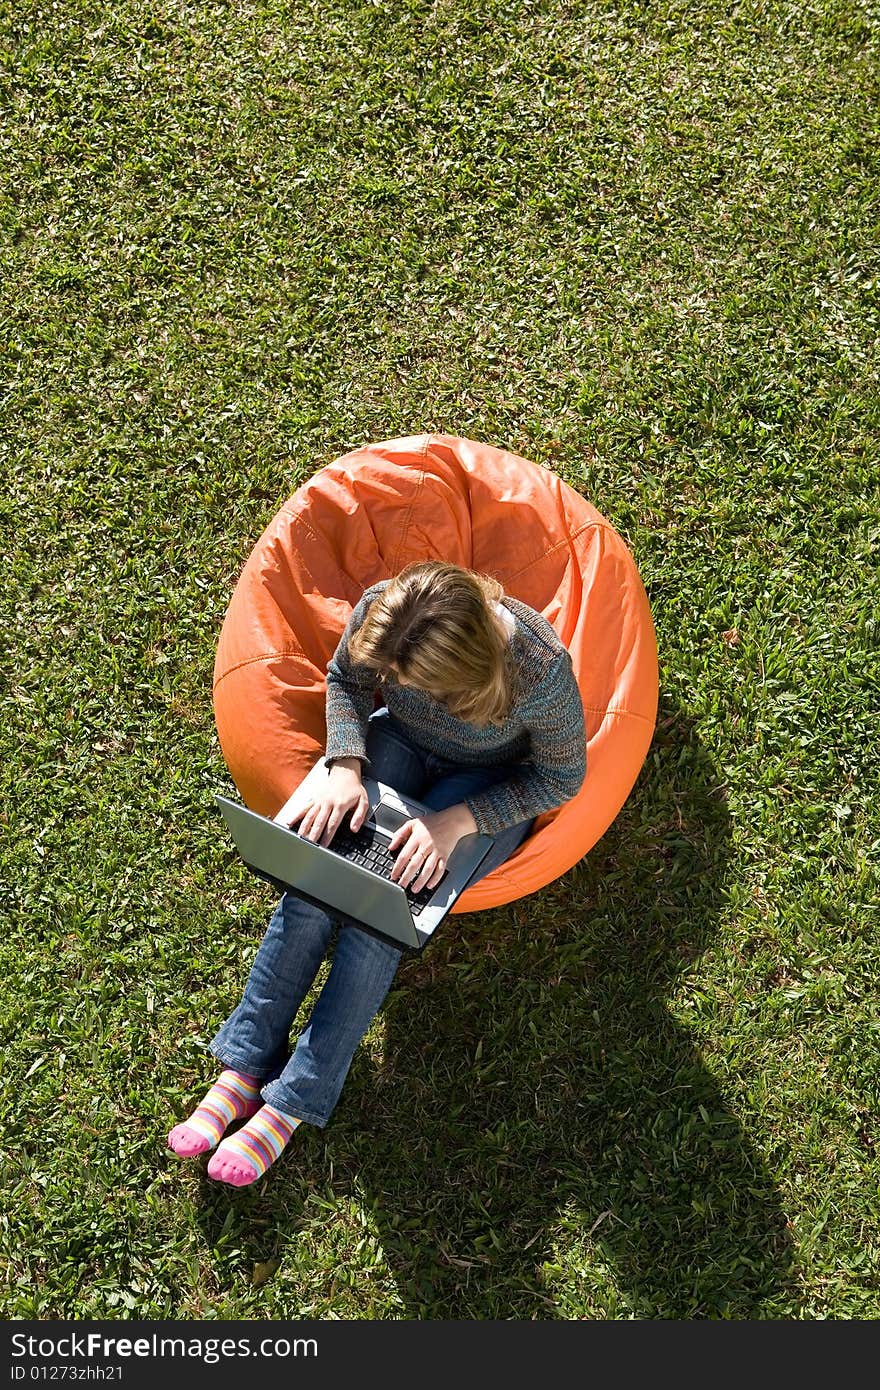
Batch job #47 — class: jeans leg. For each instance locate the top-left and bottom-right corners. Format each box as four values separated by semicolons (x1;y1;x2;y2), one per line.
209;710;428;1090
209;892;333;1080
261;925;402;1126
250;708;431;1126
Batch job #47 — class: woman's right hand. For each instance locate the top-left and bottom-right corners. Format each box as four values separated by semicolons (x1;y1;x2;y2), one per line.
284;762;370;847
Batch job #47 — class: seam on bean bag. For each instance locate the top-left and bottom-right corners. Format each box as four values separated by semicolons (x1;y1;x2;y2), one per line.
582;705;656;724
506;518;613;582
213;649;322;693
389;467;426;573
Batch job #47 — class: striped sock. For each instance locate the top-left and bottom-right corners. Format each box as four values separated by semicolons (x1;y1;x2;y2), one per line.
167;1069;263;1157
207;1103;301;1187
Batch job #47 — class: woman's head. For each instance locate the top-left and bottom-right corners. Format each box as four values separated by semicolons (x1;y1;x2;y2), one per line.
347;561;518;727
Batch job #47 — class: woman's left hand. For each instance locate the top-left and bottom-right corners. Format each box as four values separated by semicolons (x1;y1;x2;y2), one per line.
387;806;474;892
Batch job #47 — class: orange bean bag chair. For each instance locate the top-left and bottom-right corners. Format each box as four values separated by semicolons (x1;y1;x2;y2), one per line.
213;433;658;912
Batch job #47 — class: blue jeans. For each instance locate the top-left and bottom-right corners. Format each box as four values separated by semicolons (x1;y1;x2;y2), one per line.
210;707;536;1127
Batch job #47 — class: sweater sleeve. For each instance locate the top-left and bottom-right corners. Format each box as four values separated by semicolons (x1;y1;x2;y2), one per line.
323;586;383;770
462;649;587;836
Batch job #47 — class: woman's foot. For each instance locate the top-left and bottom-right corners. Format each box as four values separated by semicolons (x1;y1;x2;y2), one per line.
207;1103;301;1186
167;1069;263;1156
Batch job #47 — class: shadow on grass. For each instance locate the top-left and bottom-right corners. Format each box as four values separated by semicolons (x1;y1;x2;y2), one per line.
197;698;796;1317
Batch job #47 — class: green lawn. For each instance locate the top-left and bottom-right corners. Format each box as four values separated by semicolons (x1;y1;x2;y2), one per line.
2;0;878;1319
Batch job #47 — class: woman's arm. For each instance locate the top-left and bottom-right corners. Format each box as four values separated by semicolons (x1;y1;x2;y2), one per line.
461;649;587;835
323;585;384;770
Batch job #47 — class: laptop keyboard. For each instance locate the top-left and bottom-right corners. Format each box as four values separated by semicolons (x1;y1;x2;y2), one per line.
305;821;447;915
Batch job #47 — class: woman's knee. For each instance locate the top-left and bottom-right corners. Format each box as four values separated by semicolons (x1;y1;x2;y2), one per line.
272;891;335;950
336;924;403;994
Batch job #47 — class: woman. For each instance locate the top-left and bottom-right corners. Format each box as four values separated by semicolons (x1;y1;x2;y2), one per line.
168;560;586;1186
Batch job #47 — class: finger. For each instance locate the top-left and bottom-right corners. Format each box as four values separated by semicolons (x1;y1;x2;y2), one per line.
319;808;344;847
351;794;370;832
408;850;435;890
412;851;439;892
398;844;430;888
425;856;446;889
304;805;330;843
285;800;312;828
387;820;414;854
390;836;423;883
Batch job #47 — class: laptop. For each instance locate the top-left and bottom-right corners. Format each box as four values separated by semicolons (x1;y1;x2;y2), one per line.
216;757;495;953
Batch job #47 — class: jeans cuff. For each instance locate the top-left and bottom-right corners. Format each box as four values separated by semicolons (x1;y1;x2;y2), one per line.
209;1038;273;1080
261;1078;331;1128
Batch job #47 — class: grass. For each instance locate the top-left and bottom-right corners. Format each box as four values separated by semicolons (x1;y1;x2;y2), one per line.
1;0;878;1319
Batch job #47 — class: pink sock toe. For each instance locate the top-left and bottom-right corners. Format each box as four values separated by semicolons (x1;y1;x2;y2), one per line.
168;1071;264;1159
207;1151;260;1187
168;1123;212;1157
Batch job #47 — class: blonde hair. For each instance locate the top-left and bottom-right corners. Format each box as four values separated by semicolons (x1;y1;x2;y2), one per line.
347;561;519;728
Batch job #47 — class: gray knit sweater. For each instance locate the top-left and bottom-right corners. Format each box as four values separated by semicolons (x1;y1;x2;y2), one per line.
323;579;587;835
